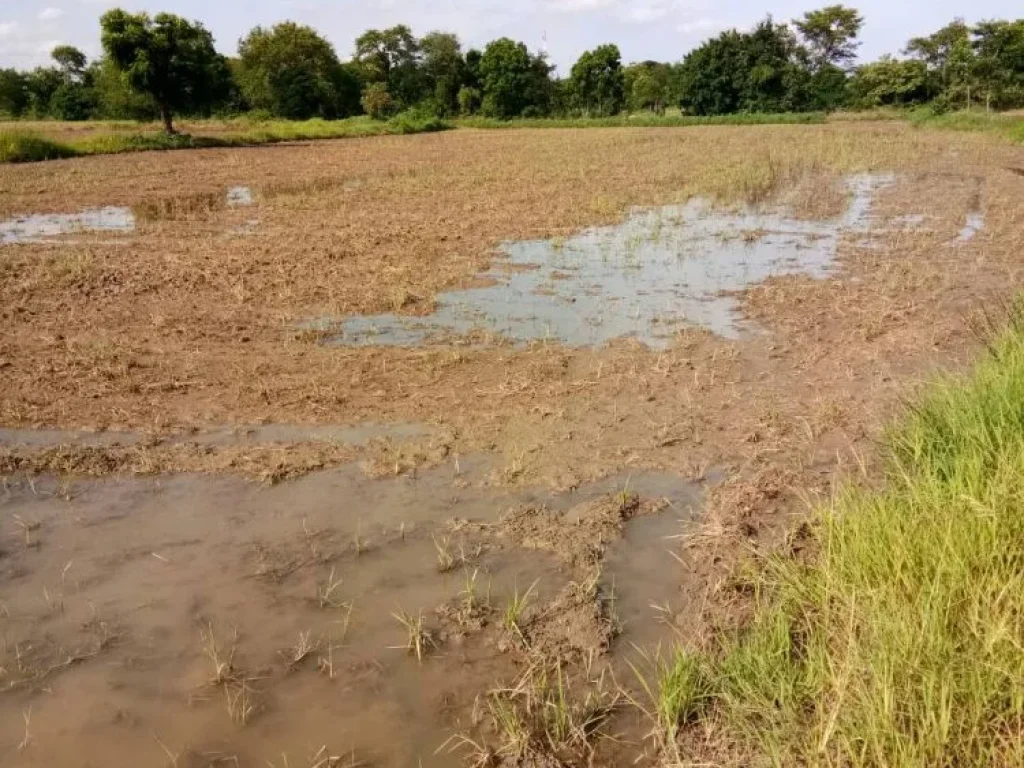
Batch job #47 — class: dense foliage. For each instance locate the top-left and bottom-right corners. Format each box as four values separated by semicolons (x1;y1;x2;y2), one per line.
237;23;360;119
1;6;1023;127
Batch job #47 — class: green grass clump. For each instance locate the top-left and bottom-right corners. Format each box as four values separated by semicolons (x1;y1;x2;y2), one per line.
0;130;78;162
649;306;1024;765
75;131;202;155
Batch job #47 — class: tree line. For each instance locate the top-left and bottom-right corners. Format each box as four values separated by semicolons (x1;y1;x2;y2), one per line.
0;6;1022;131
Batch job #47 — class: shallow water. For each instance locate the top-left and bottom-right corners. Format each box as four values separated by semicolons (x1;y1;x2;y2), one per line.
226;185;255;207
0;207;135;244
320;173;893;347
0;455;705;766
957;211;985;242
1;185;256;245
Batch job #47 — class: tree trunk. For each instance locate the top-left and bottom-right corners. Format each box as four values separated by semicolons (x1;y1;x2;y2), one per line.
159;103;176;134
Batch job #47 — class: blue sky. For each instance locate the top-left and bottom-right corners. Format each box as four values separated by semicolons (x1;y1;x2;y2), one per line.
1;0;1021;74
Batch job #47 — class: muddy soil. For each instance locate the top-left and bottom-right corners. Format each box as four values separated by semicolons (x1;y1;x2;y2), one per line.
0;457;702;766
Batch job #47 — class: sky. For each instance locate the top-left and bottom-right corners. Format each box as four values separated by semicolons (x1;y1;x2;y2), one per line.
1;0;1022;75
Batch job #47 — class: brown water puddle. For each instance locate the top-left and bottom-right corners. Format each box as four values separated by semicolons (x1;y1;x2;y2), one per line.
0;455;704;767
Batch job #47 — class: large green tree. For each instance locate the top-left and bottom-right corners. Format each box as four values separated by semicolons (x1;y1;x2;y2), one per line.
237;22;359;119
794;5;864;70
623;61;671;113
478;38;534;118
677;19;808;115
100;9;224;132
906;19;973;101
354;25;425;107
972;20;1024;110
51;45;88;82
420;31;465;116
569;44;625;116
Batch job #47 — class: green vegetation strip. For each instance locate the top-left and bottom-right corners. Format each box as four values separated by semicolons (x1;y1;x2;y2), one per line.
647;309;1024;765
910;109;1024;144
0;111;828;164
0;113;448;163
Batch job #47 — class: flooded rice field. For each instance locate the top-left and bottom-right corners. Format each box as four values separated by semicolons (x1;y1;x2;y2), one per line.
1;123;1021;765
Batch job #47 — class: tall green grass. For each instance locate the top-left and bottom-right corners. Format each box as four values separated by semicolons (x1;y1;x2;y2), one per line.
458;112;825;130
0;130;78;162
647;307;1024;766
0;112;449;164
910;109;1024;144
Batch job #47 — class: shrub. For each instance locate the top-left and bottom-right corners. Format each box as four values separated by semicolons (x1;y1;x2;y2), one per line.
457;86;481;115
387;107;449;134
361;82;395;120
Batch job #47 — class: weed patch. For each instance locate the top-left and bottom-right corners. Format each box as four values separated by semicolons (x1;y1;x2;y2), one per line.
0;131;78;162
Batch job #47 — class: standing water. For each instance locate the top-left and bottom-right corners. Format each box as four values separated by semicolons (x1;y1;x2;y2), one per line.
320;173;893;347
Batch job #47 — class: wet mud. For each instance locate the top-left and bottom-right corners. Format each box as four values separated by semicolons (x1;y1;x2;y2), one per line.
0;457;705;767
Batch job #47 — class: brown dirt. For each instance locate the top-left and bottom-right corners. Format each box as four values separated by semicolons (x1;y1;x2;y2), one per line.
1;122;1023;765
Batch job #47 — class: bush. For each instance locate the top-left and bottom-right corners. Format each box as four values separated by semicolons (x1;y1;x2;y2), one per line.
0;131;78;162
457;86;481;115
387;107;449;134
361;82;395;120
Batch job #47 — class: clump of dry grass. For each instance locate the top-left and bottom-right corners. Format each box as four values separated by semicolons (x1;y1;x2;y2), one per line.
317;567;348;609
198;623;261;725
132;191;224;222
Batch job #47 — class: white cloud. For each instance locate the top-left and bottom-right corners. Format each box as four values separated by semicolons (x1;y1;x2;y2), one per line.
547;0;615;13
38;7;65;21
619;0;683;24
0;21;18;38
678;18;728;35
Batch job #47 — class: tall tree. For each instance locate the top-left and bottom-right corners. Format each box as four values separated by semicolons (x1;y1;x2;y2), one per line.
238;22;359;119
906;19;972;99
100;9;223;132
354;25;425;107
420;32;465;115
569;44;625;116
972;20;1024;110
51;45;88;82
677;19;808;115
794;5;864;70
624;61;671;113
479;38;534;118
